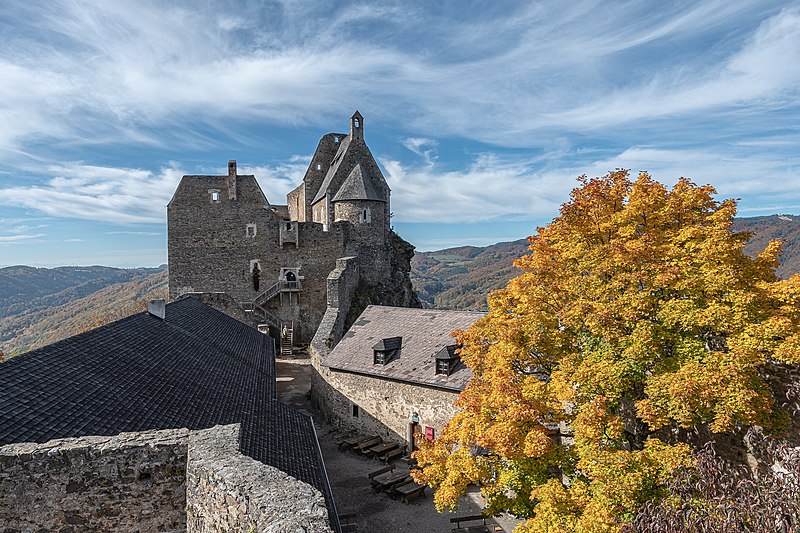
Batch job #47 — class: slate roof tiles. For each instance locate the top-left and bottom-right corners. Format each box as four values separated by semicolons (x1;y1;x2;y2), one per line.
0;296;334;522
324;305;484;391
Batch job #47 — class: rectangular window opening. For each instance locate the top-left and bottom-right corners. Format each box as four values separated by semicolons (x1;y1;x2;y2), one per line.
210;191;220;203
352;403;360;418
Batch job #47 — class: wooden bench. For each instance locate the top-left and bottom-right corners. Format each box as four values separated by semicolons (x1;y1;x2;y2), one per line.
353;436;382;453
339;434;374;449
371;470;410;490
380;447;405;463
338;511;358;532
450;514;491;533
367;465;394;481
365;442;399;458
393;480;427;503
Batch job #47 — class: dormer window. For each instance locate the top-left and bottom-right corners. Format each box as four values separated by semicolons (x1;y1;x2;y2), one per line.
373;336;402;365
435;344;462;376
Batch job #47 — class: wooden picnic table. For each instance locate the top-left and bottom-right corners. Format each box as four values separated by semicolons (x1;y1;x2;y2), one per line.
393;480;427;503
354;436;382;452
380;447;405;463
367;442;399;457
451;526;491;533
450;514;492;533
371;470;411;490
340;434;374;447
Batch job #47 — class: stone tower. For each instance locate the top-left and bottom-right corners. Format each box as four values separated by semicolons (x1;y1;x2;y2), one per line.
167;112;420;347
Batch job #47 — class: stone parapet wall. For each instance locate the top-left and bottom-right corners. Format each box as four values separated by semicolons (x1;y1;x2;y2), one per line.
0;424;332;533
0;428;189;533
186;424;331;533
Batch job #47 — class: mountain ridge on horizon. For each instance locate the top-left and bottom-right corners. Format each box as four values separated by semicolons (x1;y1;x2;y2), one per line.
3;214;799;356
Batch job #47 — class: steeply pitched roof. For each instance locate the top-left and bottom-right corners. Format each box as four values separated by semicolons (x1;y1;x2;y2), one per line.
0;297;334;519
331;163;385;203
312;135;352;204
323;305;484;391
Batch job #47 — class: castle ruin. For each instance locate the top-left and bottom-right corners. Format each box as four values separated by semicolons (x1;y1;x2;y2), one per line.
167;111;420;348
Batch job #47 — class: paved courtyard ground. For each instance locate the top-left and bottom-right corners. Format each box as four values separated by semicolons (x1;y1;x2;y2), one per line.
276;355;519;533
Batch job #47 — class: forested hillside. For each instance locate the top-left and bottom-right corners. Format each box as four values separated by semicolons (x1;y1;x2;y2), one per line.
3;215;799;356
411;214;800;310
0;266;167;356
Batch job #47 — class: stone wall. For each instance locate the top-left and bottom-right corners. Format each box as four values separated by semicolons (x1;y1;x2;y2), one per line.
186;424;331;533
0;424;333;533
311;311;459;449
0;428;189;532
311;361;460;449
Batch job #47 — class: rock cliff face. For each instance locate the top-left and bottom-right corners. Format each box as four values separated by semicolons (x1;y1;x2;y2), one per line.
346;231;421;330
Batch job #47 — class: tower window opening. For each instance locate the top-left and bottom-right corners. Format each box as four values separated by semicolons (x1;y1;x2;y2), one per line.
210;190;220;203
335;136;340;142
354;118;360;128
360;207;371;223
316;163;322;170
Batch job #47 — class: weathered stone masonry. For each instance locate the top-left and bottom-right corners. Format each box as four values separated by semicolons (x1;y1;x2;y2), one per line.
0;424;332;533
167;112;420;346
0;427;189;532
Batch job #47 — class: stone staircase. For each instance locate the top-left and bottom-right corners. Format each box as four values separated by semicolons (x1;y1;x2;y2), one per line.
280;322;293;358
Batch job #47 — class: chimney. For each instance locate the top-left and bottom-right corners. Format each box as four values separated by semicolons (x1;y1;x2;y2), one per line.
148;299;166;320
225;159;237;201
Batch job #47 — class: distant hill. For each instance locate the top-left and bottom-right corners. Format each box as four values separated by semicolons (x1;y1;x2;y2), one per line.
0;266;167;356
411;215;800;311
3;215;800;356
411;240;529;310
732;215;800;279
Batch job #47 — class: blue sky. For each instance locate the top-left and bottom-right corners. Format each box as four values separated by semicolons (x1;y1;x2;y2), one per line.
1;1;799;267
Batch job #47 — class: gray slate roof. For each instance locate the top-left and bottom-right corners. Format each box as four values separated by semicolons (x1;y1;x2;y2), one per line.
324;305;484;391
312;134;352;204
0;297;335;520
331;163;384;203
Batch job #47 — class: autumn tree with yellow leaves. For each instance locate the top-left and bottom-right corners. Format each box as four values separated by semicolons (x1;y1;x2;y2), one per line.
413;171;800;532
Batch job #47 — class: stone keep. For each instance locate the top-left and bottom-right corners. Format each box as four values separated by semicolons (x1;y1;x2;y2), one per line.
167;112;419;343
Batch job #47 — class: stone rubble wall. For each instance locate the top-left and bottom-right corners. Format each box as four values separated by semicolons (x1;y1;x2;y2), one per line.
310;352;460;449
0;428;190;533
0;424;332;533
186;424;331;533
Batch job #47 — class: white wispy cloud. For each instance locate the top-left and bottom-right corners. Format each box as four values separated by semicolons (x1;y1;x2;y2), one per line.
0;233;45;243
0;0;795;156
381;153;574;223
0;164;184;224
0;0;798;242
402;138;437;166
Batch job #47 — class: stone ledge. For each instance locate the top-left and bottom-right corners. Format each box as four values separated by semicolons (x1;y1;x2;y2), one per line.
186;424;331;532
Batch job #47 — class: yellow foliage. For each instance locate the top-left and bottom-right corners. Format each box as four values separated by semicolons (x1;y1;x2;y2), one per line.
416;171;800;532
